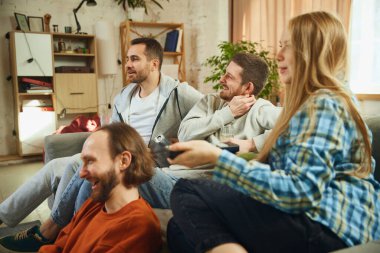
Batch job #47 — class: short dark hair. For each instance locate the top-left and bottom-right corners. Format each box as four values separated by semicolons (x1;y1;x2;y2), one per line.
97;122;154;188
231;52;269;96
131;37;163;70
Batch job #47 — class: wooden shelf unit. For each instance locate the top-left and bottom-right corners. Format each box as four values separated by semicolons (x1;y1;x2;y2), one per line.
120;21;186;85
9;31;99;156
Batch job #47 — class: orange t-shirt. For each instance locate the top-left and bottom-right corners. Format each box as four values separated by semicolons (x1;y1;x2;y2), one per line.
39;198;162;253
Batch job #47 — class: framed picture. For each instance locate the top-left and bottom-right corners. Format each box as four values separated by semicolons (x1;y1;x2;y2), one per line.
28;16;44;32
14;12;29;32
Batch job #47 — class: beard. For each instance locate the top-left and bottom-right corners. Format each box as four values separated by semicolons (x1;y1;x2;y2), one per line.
127;65;150;83
219;89;233;101
91;166;119;202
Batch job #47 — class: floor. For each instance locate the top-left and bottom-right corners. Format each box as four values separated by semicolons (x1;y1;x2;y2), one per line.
0;160;50;228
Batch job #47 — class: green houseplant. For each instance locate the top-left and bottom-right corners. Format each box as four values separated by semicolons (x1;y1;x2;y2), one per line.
204;40;280;99
115;0;167;13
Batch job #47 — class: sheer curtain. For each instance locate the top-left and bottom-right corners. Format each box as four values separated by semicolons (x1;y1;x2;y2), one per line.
232;0;351;56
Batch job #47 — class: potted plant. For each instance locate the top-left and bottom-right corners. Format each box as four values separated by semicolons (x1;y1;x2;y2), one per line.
203;40;280;100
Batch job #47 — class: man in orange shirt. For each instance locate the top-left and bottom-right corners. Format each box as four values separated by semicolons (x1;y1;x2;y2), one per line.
1;122;162;253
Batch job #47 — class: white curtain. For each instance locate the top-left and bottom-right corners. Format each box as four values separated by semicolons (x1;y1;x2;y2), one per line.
232;0;351;56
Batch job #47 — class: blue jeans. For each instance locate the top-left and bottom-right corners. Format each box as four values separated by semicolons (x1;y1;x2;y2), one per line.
168;179;347;253
50;156;84;227
50;166;178;227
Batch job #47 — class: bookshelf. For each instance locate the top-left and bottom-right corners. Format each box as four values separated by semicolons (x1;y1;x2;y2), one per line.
119;21;186;85
9;31;56;155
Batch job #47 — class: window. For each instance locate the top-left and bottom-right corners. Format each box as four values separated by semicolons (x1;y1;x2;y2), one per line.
348;0;380;95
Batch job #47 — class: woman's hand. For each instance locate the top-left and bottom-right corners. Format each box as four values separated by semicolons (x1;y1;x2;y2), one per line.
168;140;222;167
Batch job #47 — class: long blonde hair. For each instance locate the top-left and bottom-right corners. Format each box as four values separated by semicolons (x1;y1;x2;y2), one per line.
257;11;372;178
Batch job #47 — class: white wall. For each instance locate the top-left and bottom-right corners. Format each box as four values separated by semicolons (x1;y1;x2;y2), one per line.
0;0;229;156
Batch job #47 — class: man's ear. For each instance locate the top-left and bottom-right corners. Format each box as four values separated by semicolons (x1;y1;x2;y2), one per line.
244;82;255;95
151;58;160;71
119;151;132;172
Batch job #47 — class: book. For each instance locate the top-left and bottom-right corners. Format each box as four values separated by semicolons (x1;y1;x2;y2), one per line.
26;89;53;94
20;84;53;93
29;86;52;90
176;28;183;52
21;77;52;88
164;30;179;52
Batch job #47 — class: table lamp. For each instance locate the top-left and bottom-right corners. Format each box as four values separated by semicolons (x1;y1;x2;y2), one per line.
73;0;97;34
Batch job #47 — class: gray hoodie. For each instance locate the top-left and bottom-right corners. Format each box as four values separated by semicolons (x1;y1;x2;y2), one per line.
112;73;203;167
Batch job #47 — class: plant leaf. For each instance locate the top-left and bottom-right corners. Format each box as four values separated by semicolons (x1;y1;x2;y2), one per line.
152;0;164;9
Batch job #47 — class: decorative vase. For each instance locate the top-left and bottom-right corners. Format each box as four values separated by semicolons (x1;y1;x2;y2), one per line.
128;7;145;22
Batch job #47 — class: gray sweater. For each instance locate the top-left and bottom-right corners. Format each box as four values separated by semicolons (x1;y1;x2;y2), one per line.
112;73;203;166
178;93;282;151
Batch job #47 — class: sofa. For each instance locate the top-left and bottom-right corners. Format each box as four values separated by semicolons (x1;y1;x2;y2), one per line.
44;115;380;251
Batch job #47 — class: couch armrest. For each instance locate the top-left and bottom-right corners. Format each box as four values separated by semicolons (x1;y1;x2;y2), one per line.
44;132;91;163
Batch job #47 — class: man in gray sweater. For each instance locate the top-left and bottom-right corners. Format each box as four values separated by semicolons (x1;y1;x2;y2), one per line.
178;52;282;153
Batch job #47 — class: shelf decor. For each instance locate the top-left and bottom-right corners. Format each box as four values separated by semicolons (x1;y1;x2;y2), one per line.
14;12;30;32
28;16;44;32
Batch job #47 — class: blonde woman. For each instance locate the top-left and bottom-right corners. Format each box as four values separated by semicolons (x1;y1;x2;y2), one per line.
166;11;380;253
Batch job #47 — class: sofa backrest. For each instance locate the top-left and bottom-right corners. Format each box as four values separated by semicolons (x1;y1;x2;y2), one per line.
44;132;91;163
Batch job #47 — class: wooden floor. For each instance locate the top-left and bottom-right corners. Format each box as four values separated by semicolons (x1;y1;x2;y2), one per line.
0;155;43;165
0;161;50;228
0;155;21;162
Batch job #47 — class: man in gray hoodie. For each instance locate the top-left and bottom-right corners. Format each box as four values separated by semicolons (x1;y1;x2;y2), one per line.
0;37;202;252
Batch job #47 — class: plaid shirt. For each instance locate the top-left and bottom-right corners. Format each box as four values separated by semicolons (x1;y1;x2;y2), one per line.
213;89;380;246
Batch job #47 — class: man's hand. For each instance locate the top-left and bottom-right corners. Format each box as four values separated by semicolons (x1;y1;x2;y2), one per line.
228;95;256;117
168;140;222;167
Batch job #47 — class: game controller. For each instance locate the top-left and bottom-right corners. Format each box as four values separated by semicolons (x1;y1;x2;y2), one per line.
151;135;240;160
